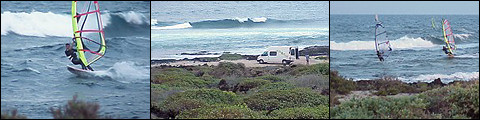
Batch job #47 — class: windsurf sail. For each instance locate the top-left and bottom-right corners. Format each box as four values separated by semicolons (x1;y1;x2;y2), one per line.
431;18;437;29
442;19;456;54
375;14;392;58
71;1;106;67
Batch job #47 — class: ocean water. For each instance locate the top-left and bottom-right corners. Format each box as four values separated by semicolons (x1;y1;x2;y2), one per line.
330;15;479;83
1;1;150;119
151;1;329;60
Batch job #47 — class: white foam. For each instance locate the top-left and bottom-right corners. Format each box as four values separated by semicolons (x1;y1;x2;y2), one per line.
117;11;148;25
1;11;72;37
399;72;479;83
151;19;158;26
453;33;472;40
1;11;112;37
151;22;192;30
330;36;436;51
250;17;267;22
93;61;149;83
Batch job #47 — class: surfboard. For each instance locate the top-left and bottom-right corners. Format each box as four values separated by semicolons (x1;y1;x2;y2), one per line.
67;65;95;77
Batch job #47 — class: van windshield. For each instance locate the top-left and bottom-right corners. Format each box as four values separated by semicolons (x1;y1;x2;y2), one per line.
261;51;268;56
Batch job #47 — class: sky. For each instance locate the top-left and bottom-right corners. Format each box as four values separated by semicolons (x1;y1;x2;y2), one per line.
331;1;479;15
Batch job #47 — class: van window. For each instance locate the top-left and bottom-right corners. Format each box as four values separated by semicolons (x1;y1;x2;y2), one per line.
270;51;277;56
261;51;268;56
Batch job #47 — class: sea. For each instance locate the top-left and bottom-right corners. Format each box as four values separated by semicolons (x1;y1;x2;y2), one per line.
1;1;150;119
151;1;329;60
330;15;479;83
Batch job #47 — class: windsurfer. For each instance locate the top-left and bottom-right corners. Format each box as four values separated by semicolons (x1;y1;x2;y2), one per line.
65;43;94;71
442;46;453;56
376;51;384;61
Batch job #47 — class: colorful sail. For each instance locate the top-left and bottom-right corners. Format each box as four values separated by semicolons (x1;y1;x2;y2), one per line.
375;14;392;58
442;19;455;54
71;1;106;66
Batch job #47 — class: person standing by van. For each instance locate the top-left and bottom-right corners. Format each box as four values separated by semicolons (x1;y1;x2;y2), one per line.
306;54;310;65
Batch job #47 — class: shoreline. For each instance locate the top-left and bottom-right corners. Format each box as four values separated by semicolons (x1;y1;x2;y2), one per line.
330;70;479;104
151;46;329;67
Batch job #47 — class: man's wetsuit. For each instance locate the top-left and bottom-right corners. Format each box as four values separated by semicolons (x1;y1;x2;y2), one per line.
65;48;94;71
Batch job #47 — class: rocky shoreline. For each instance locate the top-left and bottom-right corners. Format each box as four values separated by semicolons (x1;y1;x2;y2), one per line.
151;46;329;65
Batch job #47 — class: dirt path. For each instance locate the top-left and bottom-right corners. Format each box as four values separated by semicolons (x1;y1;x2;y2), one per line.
152;56;328;67
337;90;418;103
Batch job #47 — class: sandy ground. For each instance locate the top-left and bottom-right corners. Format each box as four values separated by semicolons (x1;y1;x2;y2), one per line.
337;90;418;103
152;56;328;67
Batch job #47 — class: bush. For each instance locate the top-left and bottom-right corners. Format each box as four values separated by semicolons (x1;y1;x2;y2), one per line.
330;70;356;95
50;95;107;119
156;98;207;119
418;80;479;119
219;53;244;60
269;105;329;119
210;62;250;78
331;80;479;119
288;63;329;76
177;104;266;119
152;68;219;88
250;82;296;93
286;74;328;90
235;78;271;93
1;110;27;119
244;88;328;111
164;89;239;105
257;75;285;82
331;96;432;119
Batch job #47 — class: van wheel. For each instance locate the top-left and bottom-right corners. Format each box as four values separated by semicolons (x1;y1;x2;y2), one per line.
282;60;289;65
258;60;264;64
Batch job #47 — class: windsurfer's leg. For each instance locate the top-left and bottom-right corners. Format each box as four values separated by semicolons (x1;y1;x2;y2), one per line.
87;66;94;71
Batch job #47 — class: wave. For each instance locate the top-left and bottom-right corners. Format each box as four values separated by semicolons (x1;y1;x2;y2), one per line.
92;61;149;83
1;11;148;37
152;17;318;30
331;36;436;51
399;72;479;83
152;22;192;30
453;33;472;40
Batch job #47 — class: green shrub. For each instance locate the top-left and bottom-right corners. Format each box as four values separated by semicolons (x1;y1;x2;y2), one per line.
330;70;356;95
1;110;27;119
331;96;432;119
236;78;271;93
219;53;244;60
286;74;328;89
210;62;250;78
156;98;207;119
177;104;266;119
257;75;285;82
152;67;219;88
288;63;329;76
418;80;479;119
165;89;239;105
244;88;328;111
269;105;329;119
250;82;296;93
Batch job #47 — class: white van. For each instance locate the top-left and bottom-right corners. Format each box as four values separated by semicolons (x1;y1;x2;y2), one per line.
257;46;299;64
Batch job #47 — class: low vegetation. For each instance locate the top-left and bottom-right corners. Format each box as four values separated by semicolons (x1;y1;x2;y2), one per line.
330;69;479;119
151;62;329;119
2;95;109;119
